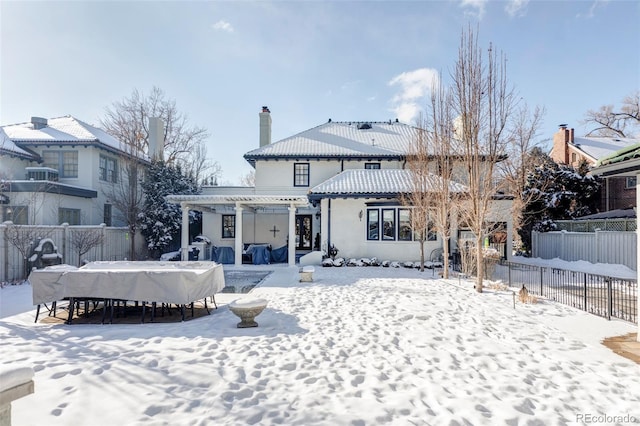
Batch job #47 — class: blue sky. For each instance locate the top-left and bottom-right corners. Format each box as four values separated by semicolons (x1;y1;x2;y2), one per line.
1;0;639;184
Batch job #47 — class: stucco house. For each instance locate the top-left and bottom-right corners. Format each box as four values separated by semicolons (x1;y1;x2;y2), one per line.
168;107;513;266
0;115;161;226
550;124;640;212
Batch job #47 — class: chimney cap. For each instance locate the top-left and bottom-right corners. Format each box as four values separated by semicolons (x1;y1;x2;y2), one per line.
261;106;270;113
558;123;568;128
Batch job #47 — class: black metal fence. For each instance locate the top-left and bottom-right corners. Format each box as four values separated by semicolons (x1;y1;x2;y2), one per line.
491;261;637;324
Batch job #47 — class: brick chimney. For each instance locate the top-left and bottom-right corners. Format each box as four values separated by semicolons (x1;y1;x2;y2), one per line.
551;124;572;165
148;117;165;161
259;106;271;147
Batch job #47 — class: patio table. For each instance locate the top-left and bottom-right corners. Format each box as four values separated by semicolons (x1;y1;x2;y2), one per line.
29;261;225;323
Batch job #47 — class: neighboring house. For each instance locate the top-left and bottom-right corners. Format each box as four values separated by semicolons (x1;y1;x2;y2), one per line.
591;145;640;340
550;124;639;212
0;115;158;226
168;107;513;266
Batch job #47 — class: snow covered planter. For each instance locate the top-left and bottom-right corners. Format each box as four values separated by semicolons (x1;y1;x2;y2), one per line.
0;365;34;426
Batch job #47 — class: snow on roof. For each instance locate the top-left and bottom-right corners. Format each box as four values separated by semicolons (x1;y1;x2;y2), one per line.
571;136;640;162
1;115;136;157
309;169;466;196
0;128;34;158
244;121;416;160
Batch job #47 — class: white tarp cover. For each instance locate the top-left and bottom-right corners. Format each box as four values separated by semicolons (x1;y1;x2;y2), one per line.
30;261;225;305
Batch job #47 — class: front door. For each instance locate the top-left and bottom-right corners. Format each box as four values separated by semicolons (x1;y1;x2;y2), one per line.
295;215;312;250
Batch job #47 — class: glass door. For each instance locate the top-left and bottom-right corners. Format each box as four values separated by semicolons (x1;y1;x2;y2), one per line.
295;215;312;250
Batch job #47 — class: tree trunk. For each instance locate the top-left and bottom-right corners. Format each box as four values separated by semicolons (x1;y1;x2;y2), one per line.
442;238;450;279
475;236;484;292
420;240;425;272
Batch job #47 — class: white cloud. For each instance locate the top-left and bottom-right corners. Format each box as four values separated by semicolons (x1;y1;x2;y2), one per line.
578;0;610;19
212;20;234;33
388;68;439;124
505;0;529;18
460;0;487;20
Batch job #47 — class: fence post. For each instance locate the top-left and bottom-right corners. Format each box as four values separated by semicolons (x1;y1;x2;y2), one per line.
62;223;68;265
100;224;106;261
540;267;543;296
508;262;511;287
583;273;588;312
607;278;612;321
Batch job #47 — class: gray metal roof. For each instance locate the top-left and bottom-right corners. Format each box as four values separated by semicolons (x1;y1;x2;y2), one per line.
309;169;466;197
244;121;416;163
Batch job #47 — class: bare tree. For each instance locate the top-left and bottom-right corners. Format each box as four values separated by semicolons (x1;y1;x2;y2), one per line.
240;170;256;187
426;78;459;278
401;120;432;272
101;86;220;179
4;224;50;278
450;26;516;292
70;229;104;266
583;91;640;137
185;140;222;186
499;103;546;249
101;130;145;259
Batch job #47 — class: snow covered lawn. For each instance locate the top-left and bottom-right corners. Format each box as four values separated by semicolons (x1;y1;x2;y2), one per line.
0;265;638;425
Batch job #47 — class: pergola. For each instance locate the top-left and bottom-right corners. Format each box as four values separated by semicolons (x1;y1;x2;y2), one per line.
166;194;310;266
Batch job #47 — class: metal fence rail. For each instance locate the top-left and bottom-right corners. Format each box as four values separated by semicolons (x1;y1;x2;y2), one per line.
491;261;637;324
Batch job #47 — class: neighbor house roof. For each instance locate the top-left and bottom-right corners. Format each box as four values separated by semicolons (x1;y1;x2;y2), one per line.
570;136;640;163
592;142;640;177
0;128;36;160
2;115;146;159
244;121;416;165
308;169;467;200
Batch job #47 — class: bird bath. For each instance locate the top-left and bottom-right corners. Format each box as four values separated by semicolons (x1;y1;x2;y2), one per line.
228;298;268;328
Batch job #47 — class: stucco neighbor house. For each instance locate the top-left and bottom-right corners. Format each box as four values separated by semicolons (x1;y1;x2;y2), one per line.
550;124;640;212
168;107;513;266
0;115;161;226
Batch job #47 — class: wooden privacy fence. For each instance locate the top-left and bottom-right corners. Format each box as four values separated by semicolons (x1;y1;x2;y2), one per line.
532;230;636;270
0;222;146;282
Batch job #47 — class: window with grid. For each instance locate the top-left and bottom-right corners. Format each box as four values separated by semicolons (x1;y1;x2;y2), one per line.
364;163;381;169
59;208;81;225
294;163;310;187
42;150;78;178
626;176;637;189
99;155;118;183
222;215;235;238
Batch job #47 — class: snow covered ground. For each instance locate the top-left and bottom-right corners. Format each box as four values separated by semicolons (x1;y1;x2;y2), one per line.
0;259;638;425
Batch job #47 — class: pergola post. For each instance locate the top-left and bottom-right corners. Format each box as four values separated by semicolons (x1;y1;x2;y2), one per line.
288;205;296;266
180;203;190;261
234;205;244;266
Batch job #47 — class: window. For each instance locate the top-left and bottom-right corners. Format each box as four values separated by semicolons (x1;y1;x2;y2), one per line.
222;215;235;238
626;176;637;189
571;152;577;163
294;163;310;187
381;209;395;240
3;205;28;224
365;163;381;169
367;209;379;240
99;155;118;183
59;208;81;225
398;209;412;241
103;204;112;226
42;150;78;178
